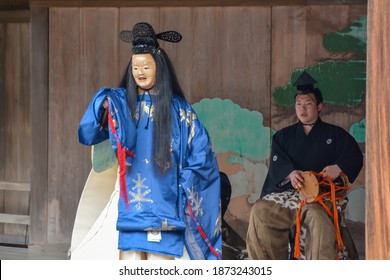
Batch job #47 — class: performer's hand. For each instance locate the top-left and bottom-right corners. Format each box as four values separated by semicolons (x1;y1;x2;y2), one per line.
322;164;341;180
288;170;304;190
102;98;109;109
101;98;109;129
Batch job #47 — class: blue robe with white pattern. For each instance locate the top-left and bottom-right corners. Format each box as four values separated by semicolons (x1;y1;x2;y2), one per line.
78;87;222;259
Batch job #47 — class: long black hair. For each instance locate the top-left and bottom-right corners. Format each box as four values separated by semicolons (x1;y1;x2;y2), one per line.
118;48;185;173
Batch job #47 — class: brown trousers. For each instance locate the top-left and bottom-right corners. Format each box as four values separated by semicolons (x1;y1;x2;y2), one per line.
246;193;337;260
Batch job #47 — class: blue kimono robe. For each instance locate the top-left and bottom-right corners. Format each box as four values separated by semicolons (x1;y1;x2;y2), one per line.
78;87;222;260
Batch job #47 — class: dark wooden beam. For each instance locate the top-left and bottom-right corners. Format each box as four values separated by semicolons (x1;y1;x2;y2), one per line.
0;10;30;22
0;0;367;10
0;0;29;10
306;0;367;4
30;0;367;8
30;0;303;7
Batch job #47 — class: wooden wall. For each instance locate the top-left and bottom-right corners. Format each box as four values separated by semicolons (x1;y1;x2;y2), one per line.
0;20;31;244
23;3;366;249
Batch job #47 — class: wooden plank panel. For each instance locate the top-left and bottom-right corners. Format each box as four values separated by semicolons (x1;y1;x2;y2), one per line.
48;7;84;243
271;6;306;131
306;6;350;69
0;214;30;225
0;24;5;181
4;24;21;183
48;7;120;244
3;24;20;188
3;22;30;180
348;4;367;21
3;22;31;240
0;24;4;234
82;7;119;91
160;7;193;101
80;7;120;175
220;6;271;115
30;7;49;245
0;182;30;192
0;10;30;23
0;233;29;244
366;0;390;260
20;24;31;177
188;7;224;102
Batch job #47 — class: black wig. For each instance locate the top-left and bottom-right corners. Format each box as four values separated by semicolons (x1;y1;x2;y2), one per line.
119;48;185;173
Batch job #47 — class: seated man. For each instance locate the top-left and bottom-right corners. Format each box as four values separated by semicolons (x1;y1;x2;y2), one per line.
246;71;363;260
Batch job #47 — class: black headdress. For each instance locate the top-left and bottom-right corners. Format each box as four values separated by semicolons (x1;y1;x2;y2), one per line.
293;71;323;104
120;22;182;54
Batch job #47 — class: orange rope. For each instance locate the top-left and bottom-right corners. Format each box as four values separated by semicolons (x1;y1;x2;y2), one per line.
294;171;350;259
294;200;305;258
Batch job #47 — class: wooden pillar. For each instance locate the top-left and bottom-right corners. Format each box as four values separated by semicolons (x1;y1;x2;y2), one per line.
30;8;49;245
366;0;390;259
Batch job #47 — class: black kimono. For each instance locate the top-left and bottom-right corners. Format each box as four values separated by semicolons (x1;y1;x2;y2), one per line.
246;118;364;260
260;118;363;198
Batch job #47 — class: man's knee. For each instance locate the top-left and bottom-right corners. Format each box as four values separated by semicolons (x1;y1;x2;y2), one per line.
301;203;335;233
249;199;271;225
302;203;331;221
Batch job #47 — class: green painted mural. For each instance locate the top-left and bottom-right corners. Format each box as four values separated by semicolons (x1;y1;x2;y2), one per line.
273;17;367;107
193;98;272;162
323;16;366;57
193;98;272;201
273;61;366;106
350;119;366;143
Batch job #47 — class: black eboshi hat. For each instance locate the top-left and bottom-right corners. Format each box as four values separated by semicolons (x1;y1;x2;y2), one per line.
120;22;182;54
